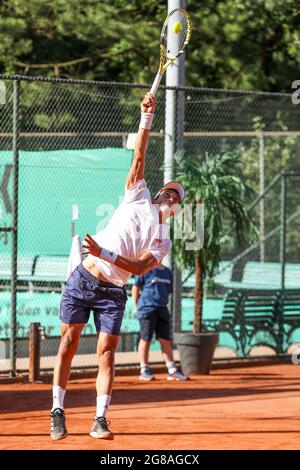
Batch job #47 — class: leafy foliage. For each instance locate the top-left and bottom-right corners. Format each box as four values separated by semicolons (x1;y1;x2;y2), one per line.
172;151;258;332
1;1;300;91
174;152;257;277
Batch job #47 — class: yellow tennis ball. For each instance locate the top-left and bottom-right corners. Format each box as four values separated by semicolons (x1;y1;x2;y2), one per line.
172;21;182;34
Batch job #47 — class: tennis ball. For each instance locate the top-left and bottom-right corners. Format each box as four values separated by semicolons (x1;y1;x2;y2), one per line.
172;21;182;34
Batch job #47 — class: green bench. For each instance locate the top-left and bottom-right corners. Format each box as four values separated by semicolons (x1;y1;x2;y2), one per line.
280;290;300;345
33;256;69;283
0;254;69;286
0;255;35;281
223;262;300;290
218;288;300;356
182;261;233;290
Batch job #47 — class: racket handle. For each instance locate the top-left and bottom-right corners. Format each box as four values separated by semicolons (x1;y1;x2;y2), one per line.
150;72;163;97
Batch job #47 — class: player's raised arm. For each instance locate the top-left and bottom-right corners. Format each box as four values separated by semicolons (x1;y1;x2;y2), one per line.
125;93;155;189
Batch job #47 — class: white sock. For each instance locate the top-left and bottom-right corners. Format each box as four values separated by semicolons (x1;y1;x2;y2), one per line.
52;385;66;411
96;394;111;418
140;364;148;372
167;361;177;374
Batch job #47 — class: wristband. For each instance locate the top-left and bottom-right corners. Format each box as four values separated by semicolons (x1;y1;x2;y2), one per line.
100;248;118;264
139;112;154;130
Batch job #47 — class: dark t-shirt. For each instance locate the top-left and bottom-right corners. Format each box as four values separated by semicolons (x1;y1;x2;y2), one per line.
133;266;173;317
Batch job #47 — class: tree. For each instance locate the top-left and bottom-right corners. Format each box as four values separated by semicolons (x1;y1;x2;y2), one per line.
1;1;300;91
187;0;300;91
0;0;166;81
173;151;258;333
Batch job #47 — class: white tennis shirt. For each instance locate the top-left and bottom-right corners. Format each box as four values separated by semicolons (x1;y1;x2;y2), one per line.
91;179;172;287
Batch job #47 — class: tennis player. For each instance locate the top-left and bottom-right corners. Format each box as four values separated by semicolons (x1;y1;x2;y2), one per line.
50;92;184;441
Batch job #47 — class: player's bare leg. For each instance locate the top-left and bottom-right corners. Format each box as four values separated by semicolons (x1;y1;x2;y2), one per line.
51;323;84;440
90;332;119;439
53;323;85;388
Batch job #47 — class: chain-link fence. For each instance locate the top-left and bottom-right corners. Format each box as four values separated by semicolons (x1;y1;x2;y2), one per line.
181;87;300;357
1;75;300;375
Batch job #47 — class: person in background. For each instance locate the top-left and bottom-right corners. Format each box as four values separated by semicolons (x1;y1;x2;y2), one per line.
132;262;188;381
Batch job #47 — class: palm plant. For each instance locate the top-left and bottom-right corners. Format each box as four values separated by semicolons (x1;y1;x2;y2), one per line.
173;151;258;333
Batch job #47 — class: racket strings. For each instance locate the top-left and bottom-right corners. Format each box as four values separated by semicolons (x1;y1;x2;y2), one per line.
164;11;190;60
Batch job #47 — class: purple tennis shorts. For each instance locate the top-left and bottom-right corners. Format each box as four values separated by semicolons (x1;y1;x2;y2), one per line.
60;263;127;336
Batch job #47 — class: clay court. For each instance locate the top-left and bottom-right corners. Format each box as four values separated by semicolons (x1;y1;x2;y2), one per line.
0;363;299;450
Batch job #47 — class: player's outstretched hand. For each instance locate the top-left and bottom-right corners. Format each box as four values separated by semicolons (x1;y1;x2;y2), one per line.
81;233;101;257
141;92;155;114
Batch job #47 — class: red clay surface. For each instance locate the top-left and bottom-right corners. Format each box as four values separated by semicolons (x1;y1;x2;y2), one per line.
0;364;300;450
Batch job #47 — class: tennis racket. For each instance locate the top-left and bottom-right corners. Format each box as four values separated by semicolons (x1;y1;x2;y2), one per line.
150;8;192;97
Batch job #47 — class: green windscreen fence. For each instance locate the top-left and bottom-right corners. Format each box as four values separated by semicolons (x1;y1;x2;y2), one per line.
0;146;224;352
0;148;133;256
0;291;224;346
0;147;135;349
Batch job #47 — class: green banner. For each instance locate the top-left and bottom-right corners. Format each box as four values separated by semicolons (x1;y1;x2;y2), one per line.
0;292;223;339
0;291;138;338
0;148;133;255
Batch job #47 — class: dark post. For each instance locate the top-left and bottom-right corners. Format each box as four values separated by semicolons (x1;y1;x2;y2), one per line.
280;173;287;290
172;258;182;333
10;79;20;377
278;173;287;355
29;322;41;382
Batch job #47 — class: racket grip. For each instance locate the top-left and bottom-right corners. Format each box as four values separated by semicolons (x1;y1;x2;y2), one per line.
150;72;163;97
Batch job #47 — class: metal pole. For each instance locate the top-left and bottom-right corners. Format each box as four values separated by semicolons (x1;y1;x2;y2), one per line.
165;0;186;335
280;173;286;289
10;79;20;377
165;0;186;183
258;133;265;262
